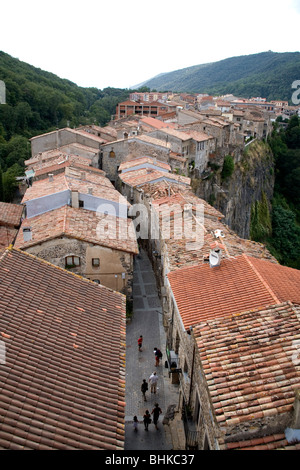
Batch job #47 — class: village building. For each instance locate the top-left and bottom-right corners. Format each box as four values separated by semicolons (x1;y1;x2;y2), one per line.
166;254;300;449
15;167;138;295
100;134;171;184
29;127;107;158
0;247;126;450
148;127;215;174
129;91;171;102
117;156;191;206
114;99;176;120
0;202;23;253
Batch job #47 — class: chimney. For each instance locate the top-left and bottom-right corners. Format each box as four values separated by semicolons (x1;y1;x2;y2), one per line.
71;190;79;208
88;187;93;195
48;173;54;182
23;227;32;242
209;242;224;268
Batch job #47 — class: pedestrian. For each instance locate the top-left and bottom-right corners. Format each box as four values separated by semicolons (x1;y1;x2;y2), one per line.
151;403;162;430
133;415;139;432
143;410;151;431
141;378;148;401
149;371;158;394
154;347;162;366
138;335;143;351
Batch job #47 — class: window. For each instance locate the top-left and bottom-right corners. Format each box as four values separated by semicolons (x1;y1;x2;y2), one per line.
79;200;84;208
93;279;100;284
109;150;115;158
92;258;100;267
65;256;80;268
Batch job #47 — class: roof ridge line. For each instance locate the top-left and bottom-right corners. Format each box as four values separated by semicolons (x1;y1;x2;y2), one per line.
242;254;280;304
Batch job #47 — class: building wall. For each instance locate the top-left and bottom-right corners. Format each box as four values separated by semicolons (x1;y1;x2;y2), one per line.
31;129;101;157
22;237;134;296
101;139;170;182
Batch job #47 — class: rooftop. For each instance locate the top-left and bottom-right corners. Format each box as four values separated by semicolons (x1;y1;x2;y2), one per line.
167;254;300;329
0;247;126;450
0;202;23;227
22;169;128;206
151;191;274;272
194;301;300;429
14;205;139;255
119;167;191;188
118;156;171;173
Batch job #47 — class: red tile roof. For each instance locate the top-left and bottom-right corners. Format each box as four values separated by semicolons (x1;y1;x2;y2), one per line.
119;167;190;188
194;302;300;429
0;248;126;449
225;433;300;450
14;205;139;255
167;254;300;329
0;202;23;227
0;227;18;253
118;156;171;172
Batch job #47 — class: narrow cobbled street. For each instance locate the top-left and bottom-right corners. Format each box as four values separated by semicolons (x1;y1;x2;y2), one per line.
124;248;180;450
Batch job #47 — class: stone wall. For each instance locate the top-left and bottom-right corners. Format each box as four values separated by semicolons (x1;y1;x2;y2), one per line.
23;236;134;297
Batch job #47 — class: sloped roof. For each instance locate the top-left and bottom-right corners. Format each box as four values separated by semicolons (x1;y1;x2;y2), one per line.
14;205;139;255
118;156;171;172
140;117;176;130
0;227;18;254
167;254;300;329
119;167;190;188
0;248;126;450
0;202;23;227
194;302;300;429
21;171;119;203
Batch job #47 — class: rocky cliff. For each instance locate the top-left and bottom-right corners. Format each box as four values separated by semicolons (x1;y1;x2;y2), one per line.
191;140;275;240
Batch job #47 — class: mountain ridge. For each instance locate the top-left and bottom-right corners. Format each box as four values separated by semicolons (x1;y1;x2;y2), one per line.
137;51;300;101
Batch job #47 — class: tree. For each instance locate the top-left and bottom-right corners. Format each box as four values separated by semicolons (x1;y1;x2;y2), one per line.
0;167;3;201
221;155;235;180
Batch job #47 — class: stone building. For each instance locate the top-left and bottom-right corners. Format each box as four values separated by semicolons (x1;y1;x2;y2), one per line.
15;166;138;296
167;255;300;449
29;127;107;159
100;134;171;183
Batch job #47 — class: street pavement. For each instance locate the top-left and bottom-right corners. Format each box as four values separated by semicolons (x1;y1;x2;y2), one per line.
124;248;180;450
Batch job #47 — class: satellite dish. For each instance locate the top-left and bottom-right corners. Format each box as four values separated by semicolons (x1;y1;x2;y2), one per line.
209;249;221;268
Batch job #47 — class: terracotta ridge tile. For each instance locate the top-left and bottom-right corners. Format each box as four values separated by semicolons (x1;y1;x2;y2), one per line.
243;254;280;304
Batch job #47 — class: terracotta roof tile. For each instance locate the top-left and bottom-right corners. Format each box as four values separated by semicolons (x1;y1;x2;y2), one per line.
0;202;23;227
118;156;171;172
119;167;190;188
0;248;126;449
194;302;300;430
14;205;139;254
167;254;300;329
22;169;124;204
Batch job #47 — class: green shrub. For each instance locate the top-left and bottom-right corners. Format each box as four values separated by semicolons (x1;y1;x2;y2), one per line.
221;155;235;180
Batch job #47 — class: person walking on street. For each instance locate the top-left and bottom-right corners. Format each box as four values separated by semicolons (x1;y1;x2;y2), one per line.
151;403;162;430
141;378;148;401
133;415;139;432
154;347;162;366
143;410;151;431
138;335;143;351
149;371;158;394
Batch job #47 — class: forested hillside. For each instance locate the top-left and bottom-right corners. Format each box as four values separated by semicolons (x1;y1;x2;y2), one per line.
254;116;300;269
268;116;300;268
0;51;130;200
140;51;300;101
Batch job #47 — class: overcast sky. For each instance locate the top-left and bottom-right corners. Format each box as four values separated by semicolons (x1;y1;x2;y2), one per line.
1;0;300;90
